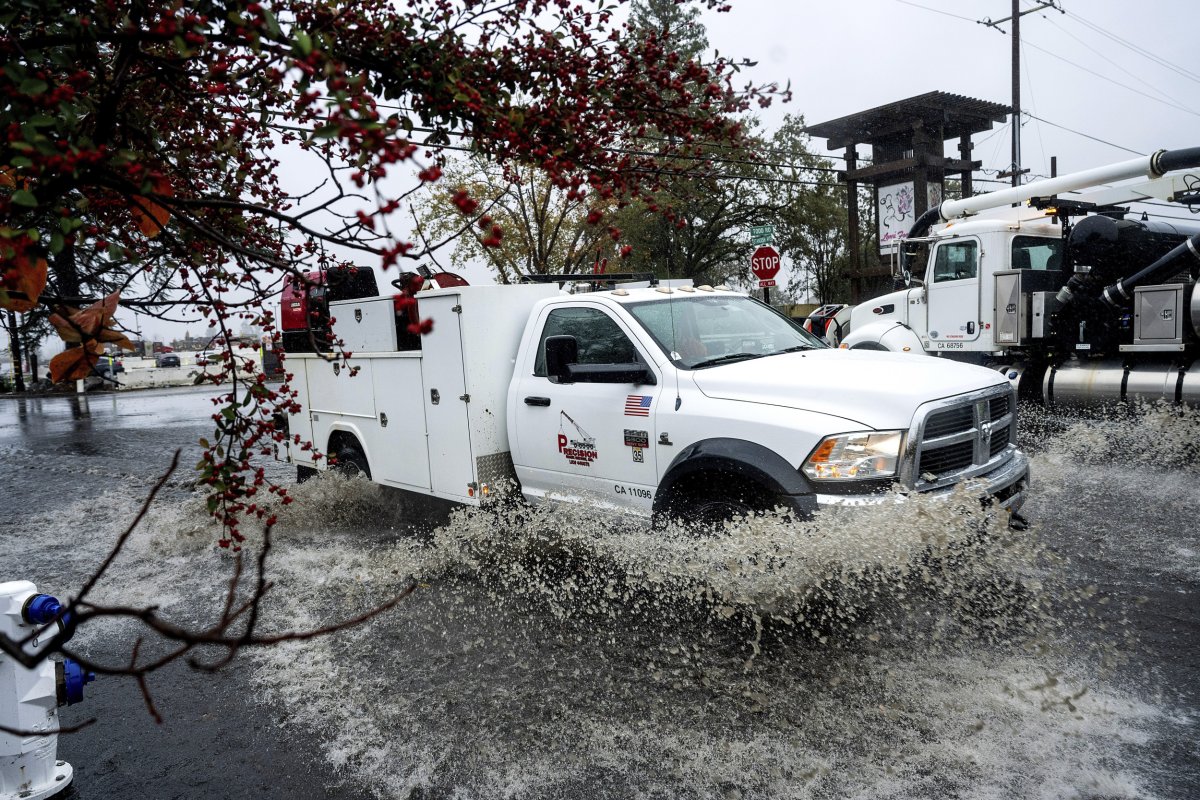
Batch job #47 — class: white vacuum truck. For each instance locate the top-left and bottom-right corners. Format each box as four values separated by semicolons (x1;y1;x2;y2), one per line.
841;147;1200;408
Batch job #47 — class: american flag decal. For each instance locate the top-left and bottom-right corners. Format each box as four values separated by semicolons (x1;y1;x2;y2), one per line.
624;395;652;416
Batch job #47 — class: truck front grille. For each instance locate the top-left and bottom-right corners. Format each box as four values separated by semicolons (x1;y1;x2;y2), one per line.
909;386;1017;489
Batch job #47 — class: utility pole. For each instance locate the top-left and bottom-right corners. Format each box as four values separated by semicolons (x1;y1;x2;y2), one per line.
980;0;1062;187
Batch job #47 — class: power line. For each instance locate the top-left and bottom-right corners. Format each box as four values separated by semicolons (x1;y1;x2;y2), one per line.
1061;7;1200;85
1032;5;1188;108
1023;113;1145;156
1021;38;1200;119
892;0;977;23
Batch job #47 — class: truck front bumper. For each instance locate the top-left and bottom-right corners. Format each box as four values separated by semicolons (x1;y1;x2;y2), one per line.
809;449;1031;516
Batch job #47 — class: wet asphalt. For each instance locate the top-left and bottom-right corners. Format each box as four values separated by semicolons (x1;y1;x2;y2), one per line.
1;388;343;799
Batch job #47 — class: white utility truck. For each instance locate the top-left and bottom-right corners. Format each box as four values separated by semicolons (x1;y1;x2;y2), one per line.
278;277;1029;524
842;146;1200;408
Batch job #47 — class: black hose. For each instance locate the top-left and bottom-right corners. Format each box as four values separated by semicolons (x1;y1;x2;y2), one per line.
1151;147;1200;176
1101;232;1200;308
906;207;942;240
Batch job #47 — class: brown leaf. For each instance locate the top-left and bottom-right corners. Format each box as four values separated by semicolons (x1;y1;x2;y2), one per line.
68;292;120;338
0;255;48;313
48;310;84;343
97;328;135;351
49;342;103;382
129;177;172;238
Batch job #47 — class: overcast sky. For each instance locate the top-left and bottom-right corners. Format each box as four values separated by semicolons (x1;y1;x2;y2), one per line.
702;0;1198;180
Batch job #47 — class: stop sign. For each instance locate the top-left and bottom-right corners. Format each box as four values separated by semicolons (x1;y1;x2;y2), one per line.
750;245;781;281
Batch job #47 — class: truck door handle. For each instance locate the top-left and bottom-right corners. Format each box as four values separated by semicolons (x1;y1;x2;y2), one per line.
524;396;551;406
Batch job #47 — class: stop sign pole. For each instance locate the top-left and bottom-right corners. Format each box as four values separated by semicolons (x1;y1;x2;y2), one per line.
750;245;781;304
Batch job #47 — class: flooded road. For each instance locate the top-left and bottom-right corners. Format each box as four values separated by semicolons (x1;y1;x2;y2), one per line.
1;387;1197;799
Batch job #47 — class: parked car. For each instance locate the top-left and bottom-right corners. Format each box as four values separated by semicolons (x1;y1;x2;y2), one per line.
94;356;125;377
802;303;854;347
802;304;846;338
155;353;181;368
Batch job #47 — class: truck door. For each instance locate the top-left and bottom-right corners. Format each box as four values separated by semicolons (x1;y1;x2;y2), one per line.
925;237;982;348
511;305;661;513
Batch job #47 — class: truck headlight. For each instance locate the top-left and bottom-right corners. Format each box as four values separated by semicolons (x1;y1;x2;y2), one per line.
802;431;904;481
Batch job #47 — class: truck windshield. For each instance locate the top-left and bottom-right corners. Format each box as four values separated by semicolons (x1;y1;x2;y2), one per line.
626;293;826;369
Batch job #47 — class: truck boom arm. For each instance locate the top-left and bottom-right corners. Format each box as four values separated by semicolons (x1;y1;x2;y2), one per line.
906;146;1200;240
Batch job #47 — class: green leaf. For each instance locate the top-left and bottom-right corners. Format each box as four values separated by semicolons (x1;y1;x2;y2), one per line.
50;231;64;254
206;495;219;514
262;7;281;37
10;156;32;168
11;189;37;208
199;437;211;448
19;78;48;96
295;30;312;56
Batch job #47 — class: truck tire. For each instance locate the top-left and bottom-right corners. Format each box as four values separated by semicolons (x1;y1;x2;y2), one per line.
660;474;771;531
331;438;371;480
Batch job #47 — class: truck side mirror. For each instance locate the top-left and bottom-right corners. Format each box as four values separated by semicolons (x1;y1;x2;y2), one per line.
544;335;577;383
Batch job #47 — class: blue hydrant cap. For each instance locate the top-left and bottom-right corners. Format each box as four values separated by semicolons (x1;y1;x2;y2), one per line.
24;594;63;625
61;658;95;705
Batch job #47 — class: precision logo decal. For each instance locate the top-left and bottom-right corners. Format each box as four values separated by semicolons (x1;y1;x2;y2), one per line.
558;410;598;467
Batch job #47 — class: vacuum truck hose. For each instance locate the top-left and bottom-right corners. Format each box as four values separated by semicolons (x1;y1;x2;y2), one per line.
1102;233;1200;309
1151;147;1200;176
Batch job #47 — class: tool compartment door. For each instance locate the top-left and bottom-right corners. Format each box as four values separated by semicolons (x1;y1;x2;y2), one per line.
419;294;476;501
370;354;431;490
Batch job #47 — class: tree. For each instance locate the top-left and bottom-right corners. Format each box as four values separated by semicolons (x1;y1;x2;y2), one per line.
0;0;783;695
412;155;621;282
3;307;50;391
614;149;776;285
762;116;852;304
629;0;710;64
610;0;784;286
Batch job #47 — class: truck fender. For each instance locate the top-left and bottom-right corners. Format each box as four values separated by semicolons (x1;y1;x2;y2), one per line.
654;438;817;518
840;321;924;353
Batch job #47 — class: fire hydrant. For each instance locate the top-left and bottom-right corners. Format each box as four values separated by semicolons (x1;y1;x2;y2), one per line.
1;581;94;800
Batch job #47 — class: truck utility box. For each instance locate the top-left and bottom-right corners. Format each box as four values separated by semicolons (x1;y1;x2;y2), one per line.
288;284;558;504
993;270;1060;346
328;295;398;353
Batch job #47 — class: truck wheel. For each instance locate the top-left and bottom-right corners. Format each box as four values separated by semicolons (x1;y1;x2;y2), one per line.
296;465;318;483
332;441;371;480
662;475;770;531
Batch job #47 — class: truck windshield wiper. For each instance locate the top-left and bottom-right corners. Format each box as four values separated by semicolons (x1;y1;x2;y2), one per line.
689;352;763;369
774;344;817;354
